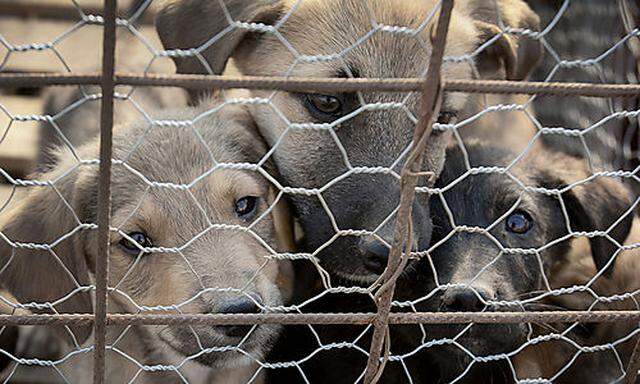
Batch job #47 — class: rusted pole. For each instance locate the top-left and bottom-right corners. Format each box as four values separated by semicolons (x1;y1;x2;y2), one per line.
93;0;117;383
2;311;640;326
2;73;640;97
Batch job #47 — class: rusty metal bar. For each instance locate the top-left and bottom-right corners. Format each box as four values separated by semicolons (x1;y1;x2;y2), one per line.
93;0;117;383
0;0;154;25
0;314;94;326
1;72;640;97
0;73;103;86
3;311;640;326
363;1;454;383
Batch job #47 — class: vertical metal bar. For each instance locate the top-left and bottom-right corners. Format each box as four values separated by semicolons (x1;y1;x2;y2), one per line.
94;0;117;383
362;1;455;383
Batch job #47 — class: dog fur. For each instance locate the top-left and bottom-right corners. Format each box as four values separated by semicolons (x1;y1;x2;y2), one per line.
0;98;294;383
155;0;542;285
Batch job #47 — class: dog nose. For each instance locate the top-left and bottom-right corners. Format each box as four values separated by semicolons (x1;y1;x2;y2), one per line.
360;238;389;274
218;295;263;338
442;288;488;312
219;297;261;315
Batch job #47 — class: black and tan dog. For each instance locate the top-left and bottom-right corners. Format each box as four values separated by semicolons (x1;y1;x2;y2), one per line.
405;140;634;383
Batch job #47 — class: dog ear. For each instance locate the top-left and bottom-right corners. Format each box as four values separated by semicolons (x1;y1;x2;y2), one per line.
466;0;542;80
156;0;282;82
539;164;633;274
560;178;633;274
269;186;295;253
0;161;96;344
268;185;295;303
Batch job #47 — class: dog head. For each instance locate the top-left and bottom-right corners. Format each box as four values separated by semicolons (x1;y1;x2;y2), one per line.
156;0;541;284
425;140;633;357
0;101;294;369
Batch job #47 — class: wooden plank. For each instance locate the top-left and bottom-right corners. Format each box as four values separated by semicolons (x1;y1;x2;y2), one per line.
6;0;157;14
0;17;168;74
0;96;42;178
0;0;155;24
11;0;113;7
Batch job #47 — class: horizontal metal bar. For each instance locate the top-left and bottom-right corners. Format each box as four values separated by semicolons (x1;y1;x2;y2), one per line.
0;72;424;92
1;72;640;96
0;0;154;25
0;314;94;325
0;72;101;86
2;311;640;326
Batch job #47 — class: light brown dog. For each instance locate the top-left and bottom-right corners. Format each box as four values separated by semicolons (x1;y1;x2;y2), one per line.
155;0;543;285
514;218;640;384
0;98;294;383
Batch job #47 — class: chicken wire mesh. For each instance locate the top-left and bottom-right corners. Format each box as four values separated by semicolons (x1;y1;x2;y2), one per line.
0;0;639;383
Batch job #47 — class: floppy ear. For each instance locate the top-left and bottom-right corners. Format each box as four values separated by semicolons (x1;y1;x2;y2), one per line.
560;177;633;274
0;163;96;344
466;0;542;80
156;0;282;90
269;186;295;254
268;186;295;303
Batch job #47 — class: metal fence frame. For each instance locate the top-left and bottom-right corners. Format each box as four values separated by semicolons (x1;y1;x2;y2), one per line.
1;0;640;383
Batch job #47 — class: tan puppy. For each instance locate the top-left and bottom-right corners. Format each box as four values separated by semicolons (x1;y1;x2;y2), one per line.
514;219;640;383
155;0;542;284
0;98;294;383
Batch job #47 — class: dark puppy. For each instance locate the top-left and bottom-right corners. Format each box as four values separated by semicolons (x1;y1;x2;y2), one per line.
409;140;633;382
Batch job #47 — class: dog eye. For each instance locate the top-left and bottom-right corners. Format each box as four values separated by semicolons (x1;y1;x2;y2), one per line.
119;232;153;254
235;196;259;219
437;111;458;125
305;94;343;119
505;210;533;234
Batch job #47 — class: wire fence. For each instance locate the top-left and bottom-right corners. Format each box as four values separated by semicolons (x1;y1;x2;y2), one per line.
0;0;639;383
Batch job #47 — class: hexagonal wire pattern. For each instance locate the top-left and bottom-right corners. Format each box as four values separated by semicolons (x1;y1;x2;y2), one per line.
0;0;640;383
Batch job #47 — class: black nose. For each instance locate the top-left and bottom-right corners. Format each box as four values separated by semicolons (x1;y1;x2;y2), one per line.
360;238;389;274
442;288;489;312
218;295;262;338
219;296;261;315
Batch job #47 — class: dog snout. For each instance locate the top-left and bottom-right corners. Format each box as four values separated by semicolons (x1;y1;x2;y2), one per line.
359;237;420;275
218;294;263;338
442;287;491;312
359;238;389;274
